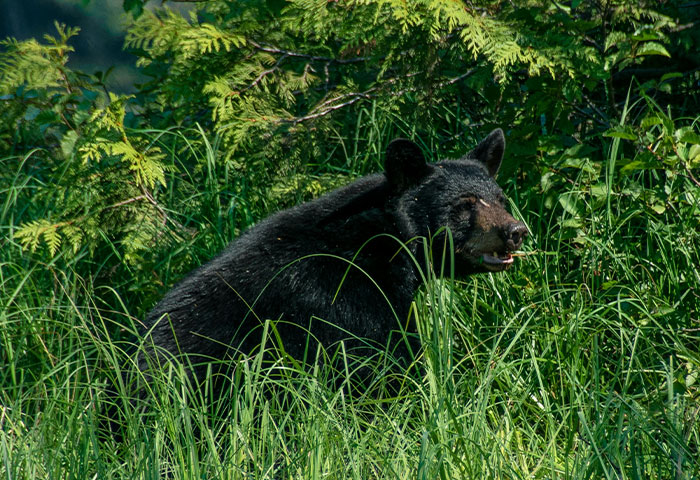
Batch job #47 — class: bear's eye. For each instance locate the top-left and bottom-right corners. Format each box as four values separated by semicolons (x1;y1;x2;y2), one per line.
497;194;506;205
457;195;477;208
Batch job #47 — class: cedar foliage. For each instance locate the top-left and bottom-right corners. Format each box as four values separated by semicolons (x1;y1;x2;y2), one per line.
1;0;698;291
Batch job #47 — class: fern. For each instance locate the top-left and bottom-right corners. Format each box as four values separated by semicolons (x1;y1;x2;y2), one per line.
80;95;167;190
0;22;79;94
4;27;172;261
15;220;56;254
180;23;246;58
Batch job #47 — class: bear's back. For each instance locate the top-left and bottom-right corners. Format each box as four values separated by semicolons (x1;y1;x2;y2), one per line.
142;171;416;371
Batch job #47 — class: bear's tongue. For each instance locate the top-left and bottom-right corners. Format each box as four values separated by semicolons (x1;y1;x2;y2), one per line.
481;252;513;271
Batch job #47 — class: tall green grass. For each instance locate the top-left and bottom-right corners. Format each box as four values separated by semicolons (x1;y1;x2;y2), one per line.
1;115;699;479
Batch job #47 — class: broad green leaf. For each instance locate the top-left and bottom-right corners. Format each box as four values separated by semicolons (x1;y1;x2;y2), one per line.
558;157;598;175
562;143;596;158
660;72;682;82
60;130;79;159
540;171;556;192
561;218;581;228
631;30;661;42
604;31;627;52
620;159;660;173
650;203;666;214
640;116;662;130
636;42;670;57
604;130;636;140
675;127;700;145
689;145;700;166
590;183;608;199
558;192;584;216
622;182;642;199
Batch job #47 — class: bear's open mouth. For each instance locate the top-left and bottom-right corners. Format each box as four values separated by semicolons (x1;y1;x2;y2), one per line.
480;252;513;272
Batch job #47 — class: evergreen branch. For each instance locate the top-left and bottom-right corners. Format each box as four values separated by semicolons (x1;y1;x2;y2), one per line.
109;195;147;209
57;66;74;95
242;54;288;92
292;94;369;125
139;183;185;230
437;69;476;87
583;36;604;53
248;40;371;64
290;70;476;126
315;88;377;110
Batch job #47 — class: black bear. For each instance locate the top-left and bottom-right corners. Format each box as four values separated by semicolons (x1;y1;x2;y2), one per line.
142;129;526;382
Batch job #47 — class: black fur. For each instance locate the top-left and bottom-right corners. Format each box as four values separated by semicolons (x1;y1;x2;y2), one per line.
142;129;525;382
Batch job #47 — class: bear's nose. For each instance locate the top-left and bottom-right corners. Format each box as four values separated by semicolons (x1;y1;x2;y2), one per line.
505;222;528;250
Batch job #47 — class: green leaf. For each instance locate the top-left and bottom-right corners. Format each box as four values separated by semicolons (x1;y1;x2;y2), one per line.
604;129;636;141
640;116;662;130
561;218;581;228
660;72;682;82
604;31;628;52
590;183;608;199
43;227;62;256
689;145;700;166
558;192;584;216
60;130;79;159
123;0;145;17
558;157;598;175
622;182;642;199
636;42;670;57
620;159;660;173
631;30;661;42
540;171;556;192
650;203;666;214
675;127;700;145
562;143;596;158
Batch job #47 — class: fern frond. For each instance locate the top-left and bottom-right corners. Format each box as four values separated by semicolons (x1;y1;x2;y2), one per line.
15;219;71;256
0;22;79;94
180;23;246;58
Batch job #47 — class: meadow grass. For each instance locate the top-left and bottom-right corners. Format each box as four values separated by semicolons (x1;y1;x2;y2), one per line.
1;122;699;479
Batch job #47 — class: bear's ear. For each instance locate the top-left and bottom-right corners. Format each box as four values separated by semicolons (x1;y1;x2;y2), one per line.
466;128;505;177
384;138;429;191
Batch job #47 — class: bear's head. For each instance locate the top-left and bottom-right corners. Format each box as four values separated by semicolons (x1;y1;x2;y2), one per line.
385;129;527;275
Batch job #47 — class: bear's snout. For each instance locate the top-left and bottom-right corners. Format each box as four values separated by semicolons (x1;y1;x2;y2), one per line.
504;222;527;251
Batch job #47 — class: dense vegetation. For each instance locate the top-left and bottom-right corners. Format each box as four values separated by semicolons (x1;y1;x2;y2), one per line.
1;0;699;478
